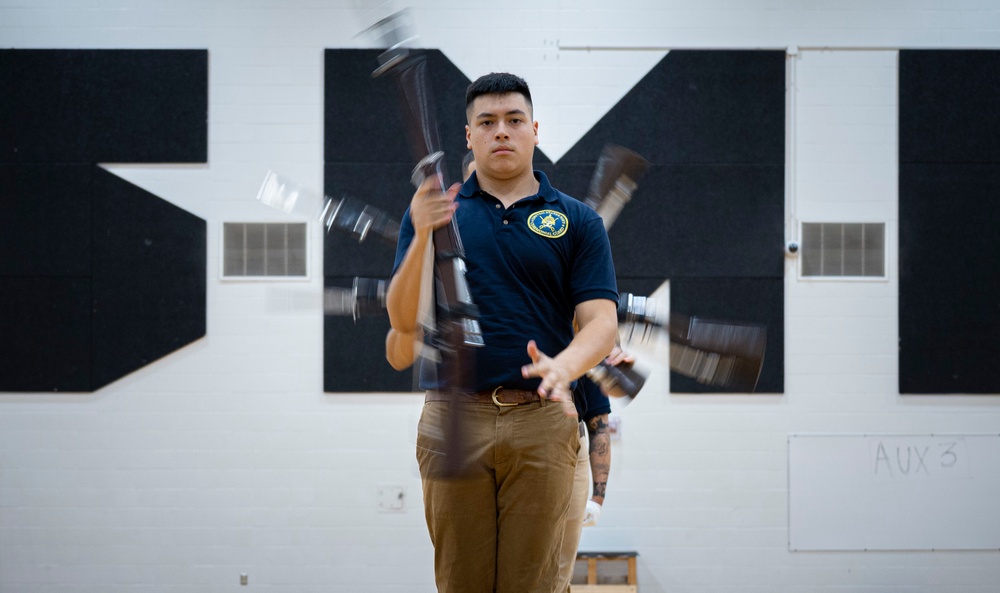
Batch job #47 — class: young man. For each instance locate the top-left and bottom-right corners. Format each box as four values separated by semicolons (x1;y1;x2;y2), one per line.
385;73;619;593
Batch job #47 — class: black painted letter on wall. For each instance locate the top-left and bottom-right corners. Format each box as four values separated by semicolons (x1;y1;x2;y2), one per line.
0;49;208;392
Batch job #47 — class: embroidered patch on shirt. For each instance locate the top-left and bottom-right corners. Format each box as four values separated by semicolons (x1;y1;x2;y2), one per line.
527;209;568;239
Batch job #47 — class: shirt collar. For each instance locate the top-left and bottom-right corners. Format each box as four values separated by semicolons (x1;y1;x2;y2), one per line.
459;170;558;204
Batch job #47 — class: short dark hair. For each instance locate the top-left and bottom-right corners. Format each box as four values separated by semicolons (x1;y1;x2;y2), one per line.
465;72;532;115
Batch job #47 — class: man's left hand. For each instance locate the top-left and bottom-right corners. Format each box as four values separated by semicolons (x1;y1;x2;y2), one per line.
521;340;577;417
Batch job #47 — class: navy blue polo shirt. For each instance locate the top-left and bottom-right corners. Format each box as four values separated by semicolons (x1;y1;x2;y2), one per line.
392;170;618;393
574;376;612;421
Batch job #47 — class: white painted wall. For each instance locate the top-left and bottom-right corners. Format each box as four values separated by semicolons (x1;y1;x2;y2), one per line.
2;1;999;592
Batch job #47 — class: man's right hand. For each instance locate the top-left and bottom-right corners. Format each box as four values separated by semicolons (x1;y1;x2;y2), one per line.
385;179;461;349
410;178;460;238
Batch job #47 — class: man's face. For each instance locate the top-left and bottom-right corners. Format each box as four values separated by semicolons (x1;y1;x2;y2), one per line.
465;92;538;181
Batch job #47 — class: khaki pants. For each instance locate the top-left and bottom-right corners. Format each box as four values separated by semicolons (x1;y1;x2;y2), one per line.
417;399;580;593
555;422;590;592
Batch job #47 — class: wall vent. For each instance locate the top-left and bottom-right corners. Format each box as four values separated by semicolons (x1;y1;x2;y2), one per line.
222;222;307;278
801;223;885;278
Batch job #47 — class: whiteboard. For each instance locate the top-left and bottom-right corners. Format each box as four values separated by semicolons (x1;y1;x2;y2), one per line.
788;434;1000;551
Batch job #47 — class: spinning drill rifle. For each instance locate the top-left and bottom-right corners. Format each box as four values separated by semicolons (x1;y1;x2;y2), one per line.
368;10;482;477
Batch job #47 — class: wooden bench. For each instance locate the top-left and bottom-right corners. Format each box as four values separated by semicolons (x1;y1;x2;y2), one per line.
571;550;638;592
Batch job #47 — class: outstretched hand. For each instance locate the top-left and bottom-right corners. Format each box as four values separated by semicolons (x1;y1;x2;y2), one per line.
521;340;577;418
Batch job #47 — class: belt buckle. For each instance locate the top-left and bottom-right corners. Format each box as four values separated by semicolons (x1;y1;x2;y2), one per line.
491;386;518;407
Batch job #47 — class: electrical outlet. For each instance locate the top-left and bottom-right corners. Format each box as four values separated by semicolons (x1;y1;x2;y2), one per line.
377;484;405;511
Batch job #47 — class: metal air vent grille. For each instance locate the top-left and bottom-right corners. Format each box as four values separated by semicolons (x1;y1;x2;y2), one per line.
801;223;885;277
222;222;307;278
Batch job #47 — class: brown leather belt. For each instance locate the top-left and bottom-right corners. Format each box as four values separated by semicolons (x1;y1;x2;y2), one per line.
424;386;543;406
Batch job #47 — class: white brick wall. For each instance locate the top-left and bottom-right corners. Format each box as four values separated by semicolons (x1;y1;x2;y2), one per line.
2;1;999;592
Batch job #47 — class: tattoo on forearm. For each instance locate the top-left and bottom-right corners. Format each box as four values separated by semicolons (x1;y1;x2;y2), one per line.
588;415;609;434
592;480;607;499
591;437;609;457
587;413;611;502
